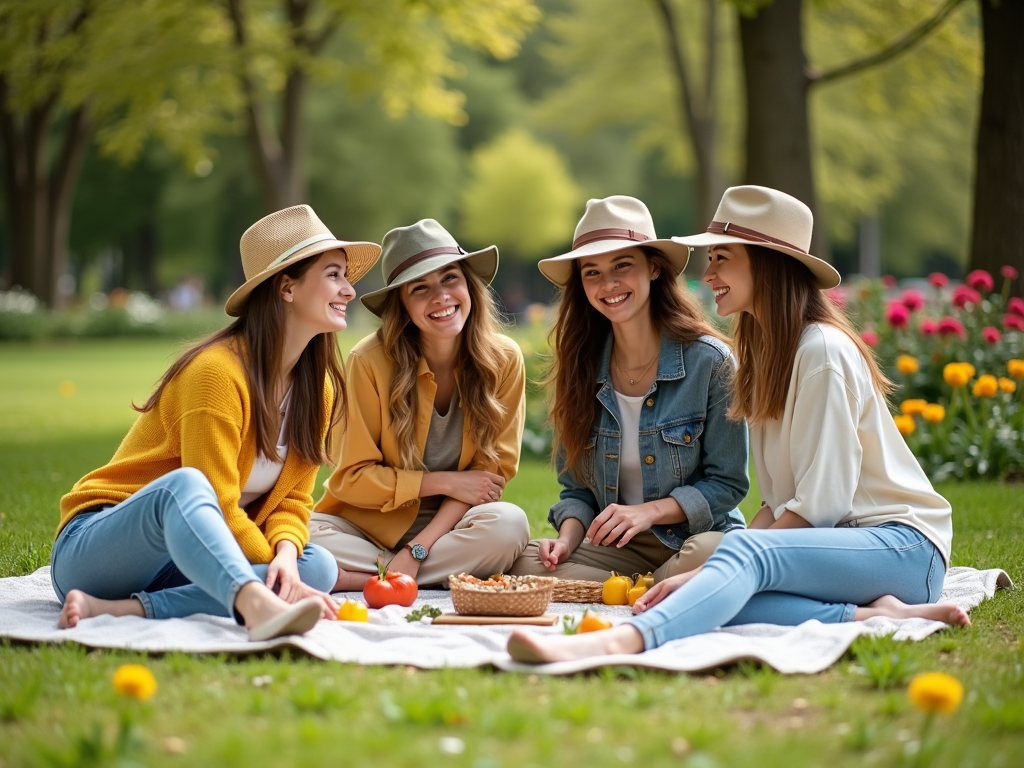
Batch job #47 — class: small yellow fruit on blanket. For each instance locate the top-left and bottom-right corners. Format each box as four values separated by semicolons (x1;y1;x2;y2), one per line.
337;599;369;622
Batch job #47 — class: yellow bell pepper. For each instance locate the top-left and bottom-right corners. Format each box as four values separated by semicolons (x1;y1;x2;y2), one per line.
337;599;369;622
627;574;648;606
602;572;632;605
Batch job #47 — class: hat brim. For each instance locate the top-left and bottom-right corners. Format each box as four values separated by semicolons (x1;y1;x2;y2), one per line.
225;239;381;317
671;233;841;290
359;245;499;317
538;238;691;286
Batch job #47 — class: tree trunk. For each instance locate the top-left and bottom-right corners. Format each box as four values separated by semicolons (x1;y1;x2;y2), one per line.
738;0;828;257
969;0;1024;295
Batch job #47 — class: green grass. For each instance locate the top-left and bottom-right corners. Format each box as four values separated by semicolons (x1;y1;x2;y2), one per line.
1;339;1023;767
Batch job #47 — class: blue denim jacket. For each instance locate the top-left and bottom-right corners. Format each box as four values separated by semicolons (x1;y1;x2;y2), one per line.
549;333;748;549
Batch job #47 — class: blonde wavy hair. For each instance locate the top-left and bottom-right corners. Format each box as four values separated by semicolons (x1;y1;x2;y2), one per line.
376;264;508;470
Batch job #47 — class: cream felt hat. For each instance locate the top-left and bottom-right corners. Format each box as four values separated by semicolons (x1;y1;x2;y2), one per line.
360;219;498;317
538;196;691;285
225;205;381;317
671;185;841;289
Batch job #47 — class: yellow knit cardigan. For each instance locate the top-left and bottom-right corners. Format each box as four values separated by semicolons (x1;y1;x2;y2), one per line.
58;341;333;563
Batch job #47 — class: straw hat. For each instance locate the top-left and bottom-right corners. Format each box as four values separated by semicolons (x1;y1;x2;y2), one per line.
360;219;498;317
671;185;840;289
225;205;381;317
538;196;691;285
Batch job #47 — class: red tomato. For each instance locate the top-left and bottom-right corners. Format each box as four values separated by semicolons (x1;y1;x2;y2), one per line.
363;554;418;608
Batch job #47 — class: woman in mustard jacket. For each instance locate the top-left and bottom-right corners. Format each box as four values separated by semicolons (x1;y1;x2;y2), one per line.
52;205;380;641
310;219;530;588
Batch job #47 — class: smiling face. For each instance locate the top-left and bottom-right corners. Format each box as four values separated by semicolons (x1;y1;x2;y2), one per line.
279;249;356;334
577;248;660;325
702;244;755;317
400;263;472;342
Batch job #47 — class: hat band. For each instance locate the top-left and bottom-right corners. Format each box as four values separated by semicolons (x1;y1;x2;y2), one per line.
387;245;465;284
572;228;652;250
707;221;805;254
264;233;337;272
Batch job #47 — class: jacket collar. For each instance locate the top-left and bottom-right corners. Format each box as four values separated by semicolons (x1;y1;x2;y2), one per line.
596;332;686;384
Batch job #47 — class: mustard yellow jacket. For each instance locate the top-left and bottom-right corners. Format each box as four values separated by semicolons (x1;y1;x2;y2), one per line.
59;341;333;563
314;332;525;550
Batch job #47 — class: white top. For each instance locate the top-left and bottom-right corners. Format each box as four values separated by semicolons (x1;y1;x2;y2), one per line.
751;323;952;564
239;393;290;508
613;390;646;506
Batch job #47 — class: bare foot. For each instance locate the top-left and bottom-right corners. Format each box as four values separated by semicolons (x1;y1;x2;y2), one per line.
506;625;646;664
58;590;145;629
855;595;970;626
332;567;374;593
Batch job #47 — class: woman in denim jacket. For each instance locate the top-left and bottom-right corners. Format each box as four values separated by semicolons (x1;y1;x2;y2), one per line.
510;196;748;583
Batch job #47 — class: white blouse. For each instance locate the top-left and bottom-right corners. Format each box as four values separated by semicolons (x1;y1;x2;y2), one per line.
239;391;290;508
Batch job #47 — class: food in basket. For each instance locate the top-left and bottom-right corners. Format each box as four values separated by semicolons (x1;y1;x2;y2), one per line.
448;573;556;617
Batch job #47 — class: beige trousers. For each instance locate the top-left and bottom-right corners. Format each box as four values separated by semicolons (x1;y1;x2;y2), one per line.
308;502;531;586
507;530;725;583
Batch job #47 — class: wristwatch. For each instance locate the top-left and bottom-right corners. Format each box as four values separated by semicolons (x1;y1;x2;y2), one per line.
406;542;428;562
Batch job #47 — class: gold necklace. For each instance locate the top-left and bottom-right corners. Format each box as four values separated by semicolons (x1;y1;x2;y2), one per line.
613;350;658;386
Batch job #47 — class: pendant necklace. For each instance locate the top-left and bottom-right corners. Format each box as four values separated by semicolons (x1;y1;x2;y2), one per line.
613;350;658;386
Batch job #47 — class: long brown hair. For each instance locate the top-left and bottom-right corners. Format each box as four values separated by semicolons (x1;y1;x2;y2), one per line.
548;246;727;477
377;263;508;471
728;244;894;425
136;256;345;465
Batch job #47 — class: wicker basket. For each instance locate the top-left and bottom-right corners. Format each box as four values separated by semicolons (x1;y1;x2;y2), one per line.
448;574;556;617
551;579;604;603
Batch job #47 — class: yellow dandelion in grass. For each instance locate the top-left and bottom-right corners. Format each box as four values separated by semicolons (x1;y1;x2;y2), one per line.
942;363;971;388
58;381;76;398
999;377;1017;394
907;672;964;715
972;374;999;398
1007;359;1024;380
896;355;920;375
112;664;157;701
900;399;928;416
893;414;916;436
922;404;945;424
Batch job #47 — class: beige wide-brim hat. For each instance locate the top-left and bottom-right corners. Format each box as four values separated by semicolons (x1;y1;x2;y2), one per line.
360;219;498;317
671;185;841;289
225;204;382;317
538;195;691;285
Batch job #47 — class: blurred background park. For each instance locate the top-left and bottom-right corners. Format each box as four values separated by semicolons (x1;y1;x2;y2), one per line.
1;0;1022;329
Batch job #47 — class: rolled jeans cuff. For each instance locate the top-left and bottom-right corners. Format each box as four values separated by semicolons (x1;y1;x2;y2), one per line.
841;602;857;622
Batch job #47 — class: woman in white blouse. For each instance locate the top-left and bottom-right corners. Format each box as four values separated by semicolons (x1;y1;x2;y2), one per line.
507;186;968;664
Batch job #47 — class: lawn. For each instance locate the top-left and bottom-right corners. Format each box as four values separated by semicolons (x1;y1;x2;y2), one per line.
1;339;1022;768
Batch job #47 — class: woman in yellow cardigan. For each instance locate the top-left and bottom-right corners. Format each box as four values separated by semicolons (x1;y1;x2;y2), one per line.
52;205;381;641
310;219;530;588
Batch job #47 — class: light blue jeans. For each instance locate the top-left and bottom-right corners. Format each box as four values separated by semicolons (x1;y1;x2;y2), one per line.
50;468;337;621
631;523;945;649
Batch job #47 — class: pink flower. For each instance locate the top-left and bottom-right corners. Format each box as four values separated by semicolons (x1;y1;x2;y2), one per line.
966;269;995;293
1001;265;1019;281
825;287;847;308
861;329;880;347
1008;297;1024;317
900;289;924;312
928;272;950;288
882;275;897;289
937;316;967;340
1005;313;1024;332
919;319;939;336
952;285;982;309
887;302;910;329
983;326;1002;344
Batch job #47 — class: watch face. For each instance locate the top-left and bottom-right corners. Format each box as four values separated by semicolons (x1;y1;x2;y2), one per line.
409;543;428;561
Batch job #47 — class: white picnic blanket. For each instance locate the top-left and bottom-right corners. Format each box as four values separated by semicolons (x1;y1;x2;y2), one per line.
0;566;1011;675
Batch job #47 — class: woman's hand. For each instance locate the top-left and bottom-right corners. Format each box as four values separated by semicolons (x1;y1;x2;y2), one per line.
537;538;572;571
386;549;422;581
266;541;302;601
436;470;507;506
586;503;658;547
293;582;340;619
632;566;703;614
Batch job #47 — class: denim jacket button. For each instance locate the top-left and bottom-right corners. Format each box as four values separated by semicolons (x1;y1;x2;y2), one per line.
666;528;673;536
644;455;655;465
646;398;655;407
683;434;691;444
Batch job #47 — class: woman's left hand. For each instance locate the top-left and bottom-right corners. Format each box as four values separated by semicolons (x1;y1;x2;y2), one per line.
586;503;657;547
266;541;302;602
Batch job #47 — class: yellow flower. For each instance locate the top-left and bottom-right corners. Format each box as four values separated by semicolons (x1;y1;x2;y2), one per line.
894;414;916;436
907;672;964;715
943;363;970;388
896;355;920;375
1008;359;1024;380
962;362;976;379
112;664;157;701
999;377;1017;394
900;399;928;416
973;374;999;398
922;404;945;424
